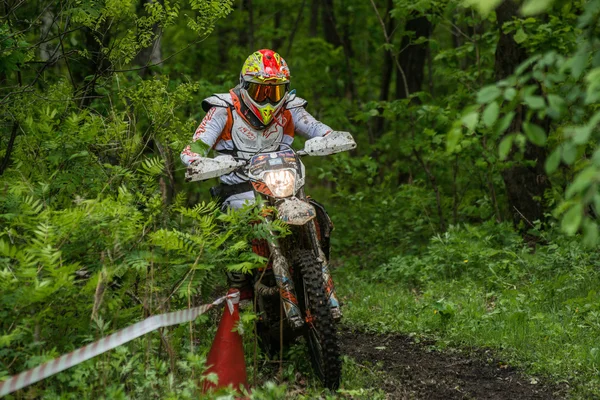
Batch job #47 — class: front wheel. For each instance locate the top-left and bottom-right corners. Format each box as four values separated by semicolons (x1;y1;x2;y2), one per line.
295;250;341;390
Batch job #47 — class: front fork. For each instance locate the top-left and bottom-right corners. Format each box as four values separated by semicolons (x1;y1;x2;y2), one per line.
305;218;343;321
266;231;304;329
265;215;342;329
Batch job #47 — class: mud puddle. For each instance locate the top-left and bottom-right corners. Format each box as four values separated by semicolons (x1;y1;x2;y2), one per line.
340;328;568;399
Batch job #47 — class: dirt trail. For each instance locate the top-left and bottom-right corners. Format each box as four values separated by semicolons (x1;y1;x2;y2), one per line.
341;328;567;400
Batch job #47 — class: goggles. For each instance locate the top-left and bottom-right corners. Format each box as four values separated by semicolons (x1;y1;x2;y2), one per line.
245;82;288;104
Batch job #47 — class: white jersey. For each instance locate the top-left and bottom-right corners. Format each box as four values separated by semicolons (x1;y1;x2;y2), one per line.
181;91;332;185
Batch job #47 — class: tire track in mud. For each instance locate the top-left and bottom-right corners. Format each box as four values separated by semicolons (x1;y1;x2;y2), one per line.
340;328;568;399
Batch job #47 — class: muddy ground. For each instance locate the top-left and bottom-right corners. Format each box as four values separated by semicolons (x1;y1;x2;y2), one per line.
340;328;568;400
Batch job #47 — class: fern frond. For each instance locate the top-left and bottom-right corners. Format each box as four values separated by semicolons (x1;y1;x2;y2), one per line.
150;229;201;254
171;191;187;210
138;157;165;176
124;250;152;272
175;201;218;222
0;239;23;259
22;196;44;214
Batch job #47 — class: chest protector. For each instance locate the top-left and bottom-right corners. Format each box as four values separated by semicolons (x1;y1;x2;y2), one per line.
202;90;297;160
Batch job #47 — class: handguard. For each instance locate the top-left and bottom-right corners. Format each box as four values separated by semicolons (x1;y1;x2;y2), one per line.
185;155;245;182
303;131;356;156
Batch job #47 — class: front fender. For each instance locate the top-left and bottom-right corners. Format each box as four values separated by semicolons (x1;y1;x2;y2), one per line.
276;197;316;225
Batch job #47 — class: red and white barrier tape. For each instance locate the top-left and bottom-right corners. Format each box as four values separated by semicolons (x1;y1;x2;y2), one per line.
0;291;240;397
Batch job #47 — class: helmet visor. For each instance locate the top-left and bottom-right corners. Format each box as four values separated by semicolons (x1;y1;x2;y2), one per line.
245;83;288;104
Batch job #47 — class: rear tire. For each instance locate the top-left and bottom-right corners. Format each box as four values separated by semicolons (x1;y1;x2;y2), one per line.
255;297;281;358
295;250;341;390
254;272;290;358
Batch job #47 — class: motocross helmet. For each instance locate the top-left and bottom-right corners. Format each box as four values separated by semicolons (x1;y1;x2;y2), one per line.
239;49;290;126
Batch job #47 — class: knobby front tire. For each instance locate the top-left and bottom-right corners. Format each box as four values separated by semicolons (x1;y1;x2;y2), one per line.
295;250;341;390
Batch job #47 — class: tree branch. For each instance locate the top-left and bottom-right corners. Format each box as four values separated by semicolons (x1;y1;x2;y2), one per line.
108;37;209;73
285;0;307;55
1;121;19;176
369;0;410;99
413;148;446;232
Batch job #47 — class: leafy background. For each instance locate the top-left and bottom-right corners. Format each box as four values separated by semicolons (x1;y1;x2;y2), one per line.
1;0;600;398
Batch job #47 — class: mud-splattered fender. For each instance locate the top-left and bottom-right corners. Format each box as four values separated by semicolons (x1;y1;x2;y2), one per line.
276;197;316;225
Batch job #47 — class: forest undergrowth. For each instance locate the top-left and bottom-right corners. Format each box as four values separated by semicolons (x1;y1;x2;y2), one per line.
333;214;600;399
2;0;600;398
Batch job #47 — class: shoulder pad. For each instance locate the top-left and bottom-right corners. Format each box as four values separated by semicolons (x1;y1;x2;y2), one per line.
201;94;233;112
286;95;308;109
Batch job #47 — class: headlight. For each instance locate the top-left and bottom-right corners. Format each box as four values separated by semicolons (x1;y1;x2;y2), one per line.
264;170;296;198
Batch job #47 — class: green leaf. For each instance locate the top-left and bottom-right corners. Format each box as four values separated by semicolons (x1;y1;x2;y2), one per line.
584;68;600;104
504;87;517;101
582;219;599;248
447;124;463;153
523;123;547;146
68;151;89;160
482;102;500;128
521;0;555;15
592;148;600;167
498;134;515;160
461;111;479;132
190;140;210;155
495;111;515;136
565;167;598;199
570;50;588;79
138;157;165;176
515;55;542;76
561;203;583;236
593;194;600;217
589;111;600;131
514;28;528;44
463;0;503;15
545;148;561;174
523;95;546;110
572;126;592;145
562;142;577;165
477;86;502;104
547;94;565;118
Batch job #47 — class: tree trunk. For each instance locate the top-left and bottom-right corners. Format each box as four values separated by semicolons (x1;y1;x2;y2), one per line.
395;15;432;99
321;0;341;47
321;0;356;99
134;0;163;78
218;24;229;65
340;6;356;99
0;122;19;176
76;23;112;108
247;0;255;51
495;0;550;227
40;10;56;62
373;0;394;139
286;0;307;55
310;0;319;37
272;11;284;51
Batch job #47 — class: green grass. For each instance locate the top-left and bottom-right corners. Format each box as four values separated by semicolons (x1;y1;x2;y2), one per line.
333;223;600;399
205;347;387;399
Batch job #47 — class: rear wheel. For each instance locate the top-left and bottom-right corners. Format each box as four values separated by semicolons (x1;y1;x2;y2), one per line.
295;250;341;390
255;296;281;358
254;271;285;358
254;271;296;358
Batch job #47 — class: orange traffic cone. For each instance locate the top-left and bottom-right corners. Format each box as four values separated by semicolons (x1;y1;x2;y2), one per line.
202;289;249;394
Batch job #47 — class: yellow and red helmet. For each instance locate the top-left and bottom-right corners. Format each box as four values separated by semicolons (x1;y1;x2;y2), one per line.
239;49;290;126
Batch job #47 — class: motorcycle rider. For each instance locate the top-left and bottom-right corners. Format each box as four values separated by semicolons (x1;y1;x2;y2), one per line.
181;49;343;292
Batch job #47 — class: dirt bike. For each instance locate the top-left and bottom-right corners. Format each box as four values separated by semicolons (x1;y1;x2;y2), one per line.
185;131;356;389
